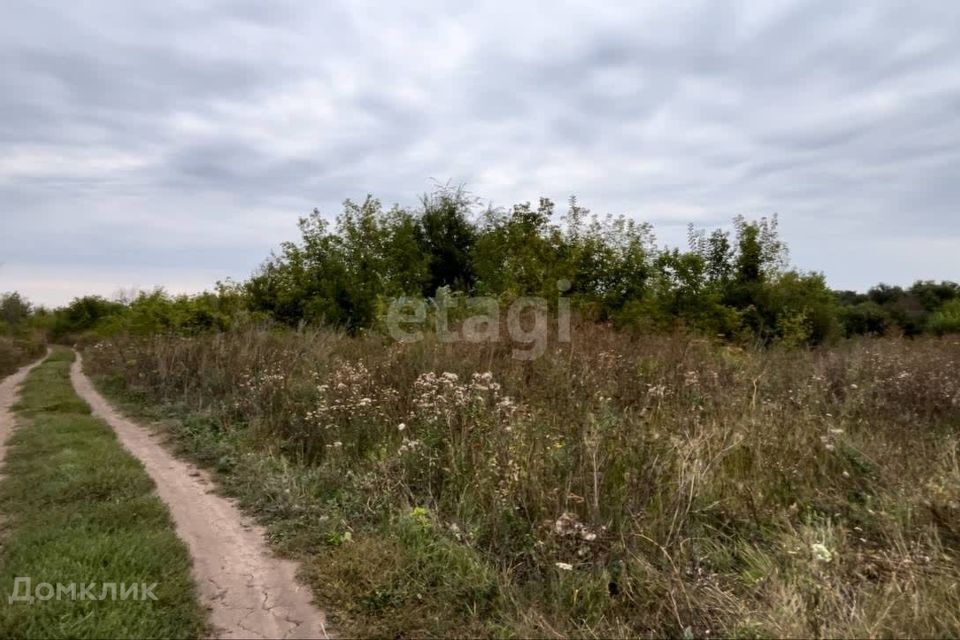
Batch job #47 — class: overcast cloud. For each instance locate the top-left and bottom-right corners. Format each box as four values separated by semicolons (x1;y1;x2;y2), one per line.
1;0;957;306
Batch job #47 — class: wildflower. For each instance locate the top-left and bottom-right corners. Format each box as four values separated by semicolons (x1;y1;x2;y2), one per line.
555;562;574;571
811;543;833;562
554;512;580;535
648;384;667;398
398;437;421;455
397;422;406;432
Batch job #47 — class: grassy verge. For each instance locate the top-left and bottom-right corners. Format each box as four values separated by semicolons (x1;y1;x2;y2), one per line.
0;349;207;639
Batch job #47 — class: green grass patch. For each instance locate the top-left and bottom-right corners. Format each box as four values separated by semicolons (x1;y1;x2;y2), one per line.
0;349;207;639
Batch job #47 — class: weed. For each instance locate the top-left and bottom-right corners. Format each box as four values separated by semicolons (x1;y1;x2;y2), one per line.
85;329;960;637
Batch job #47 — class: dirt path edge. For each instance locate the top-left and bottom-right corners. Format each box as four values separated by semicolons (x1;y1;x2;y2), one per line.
0;354;47;471
70;352;330;640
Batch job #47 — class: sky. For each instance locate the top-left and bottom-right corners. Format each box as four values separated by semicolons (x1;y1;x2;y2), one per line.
1;0;958;307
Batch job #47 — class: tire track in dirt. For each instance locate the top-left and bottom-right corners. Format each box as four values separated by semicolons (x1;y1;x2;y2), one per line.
0;355;46;475
70;353;330;640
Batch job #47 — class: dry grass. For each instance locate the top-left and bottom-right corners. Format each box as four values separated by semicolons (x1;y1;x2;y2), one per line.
85;325;960;637
0;335;44;378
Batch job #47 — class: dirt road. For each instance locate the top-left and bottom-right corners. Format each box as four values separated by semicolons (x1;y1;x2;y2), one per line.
70;353;330;640
0;356;46;473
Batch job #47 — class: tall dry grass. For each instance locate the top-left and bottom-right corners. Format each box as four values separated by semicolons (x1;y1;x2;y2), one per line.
86;326;960;637
0;335;44;378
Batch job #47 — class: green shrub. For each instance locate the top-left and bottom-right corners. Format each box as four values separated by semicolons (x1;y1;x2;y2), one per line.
930;299;960;335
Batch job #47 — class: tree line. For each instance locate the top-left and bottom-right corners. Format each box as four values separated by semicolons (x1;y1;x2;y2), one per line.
5;187;959;345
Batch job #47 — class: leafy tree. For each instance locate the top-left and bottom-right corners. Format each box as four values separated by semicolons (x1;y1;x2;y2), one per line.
564;203;655;315
765;271;840;345
0;292;31;331
909;280;959;312
416;187;476;296
472;198;561;297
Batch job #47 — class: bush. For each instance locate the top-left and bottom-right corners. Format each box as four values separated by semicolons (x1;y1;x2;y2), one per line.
0;336;45;377
930;300;960;335
840;301;891;337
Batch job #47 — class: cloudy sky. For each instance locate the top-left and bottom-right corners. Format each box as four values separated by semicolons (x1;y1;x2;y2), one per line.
1;0;957;306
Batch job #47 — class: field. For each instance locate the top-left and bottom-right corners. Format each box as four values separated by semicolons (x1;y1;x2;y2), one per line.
83;325;960;638
5;2;960;637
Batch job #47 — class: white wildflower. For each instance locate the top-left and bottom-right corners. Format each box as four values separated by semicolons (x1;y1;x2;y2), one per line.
811;543;833;562
555;562;574;571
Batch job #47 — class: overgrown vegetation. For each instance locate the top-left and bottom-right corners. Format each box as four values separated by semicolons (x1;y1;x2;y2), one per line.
4;188;958;637
243;190;840;343
86;328;960;637
0;293;45;376
0;350;207;639
27;188;958;346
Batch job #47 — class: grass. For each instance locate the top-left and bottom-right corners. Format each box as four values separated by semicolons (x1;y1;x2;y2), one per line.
84;327;960;637
0;349;207;639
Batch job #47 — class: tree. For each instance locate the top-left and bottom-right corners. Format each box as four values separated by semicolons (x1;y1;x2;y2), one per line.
415;186;477;296
0;292;31;331
51;296;125;339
